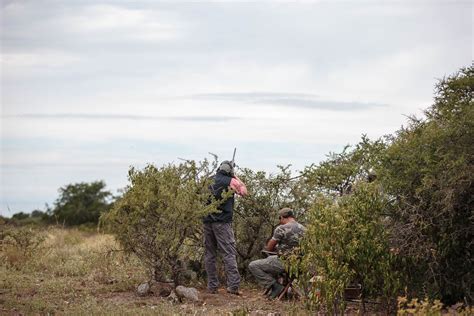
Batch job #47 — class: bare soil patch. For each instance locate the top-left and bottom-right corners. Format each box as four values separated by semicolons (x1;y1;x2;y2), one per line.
96;286;299;315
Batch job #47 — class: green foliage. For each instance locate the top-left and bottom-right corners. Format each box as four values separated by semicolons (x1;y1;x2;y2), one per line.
377;66;473;304
11;212;30;221
31;210;46;218
9;210;50;226
101;159;219;284
233;165;306;274
303;135;387;197
52;181;112;226
295;183;401;313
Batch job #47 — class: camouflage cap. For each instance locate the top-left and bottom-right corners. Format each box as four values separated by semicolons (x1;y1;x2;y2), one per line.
278;207;294;218
218;160;234;175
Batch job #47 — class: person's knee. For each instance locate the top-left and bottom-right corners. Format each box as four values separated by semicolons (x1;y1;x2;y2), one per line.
248;260;255;270
248;260;261;274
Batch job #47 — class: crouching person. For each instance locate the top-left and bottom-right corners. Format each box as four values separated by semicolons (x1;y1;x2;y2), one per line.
248;208;305;299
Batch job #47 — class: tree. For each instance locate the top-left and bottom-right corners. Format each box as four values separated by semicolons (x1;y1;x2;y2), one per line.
52;181;112;226
30;210;44;218
11;212;29;221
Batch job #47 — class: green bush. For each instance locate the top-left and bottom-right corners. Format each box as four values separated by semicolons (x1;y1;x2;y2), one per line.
377;66;473;304
294;183;401;313
101;159;219;284
302;135;386;197
233;166;303;274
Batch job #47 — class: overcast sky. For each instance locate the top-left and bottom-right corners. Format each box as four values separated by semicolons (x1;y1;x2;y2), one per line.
0;0;472;216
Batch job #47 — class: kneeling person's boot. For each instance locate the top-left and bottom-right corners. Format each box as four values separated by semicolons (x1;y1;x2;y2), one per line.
268;282;284;299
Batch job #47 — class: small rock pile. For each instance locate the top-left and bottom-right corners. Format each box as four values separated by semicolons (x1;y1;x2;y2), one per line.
136;281;200;303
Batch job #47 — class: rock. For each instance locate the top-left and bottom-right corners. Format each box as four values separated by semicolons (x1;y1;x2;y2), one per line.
136;282;150;296
175;285;199;302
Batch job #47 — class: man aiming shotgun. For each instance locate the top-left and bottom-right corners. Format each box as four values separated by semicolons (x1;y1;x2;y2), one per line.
203;148;248;295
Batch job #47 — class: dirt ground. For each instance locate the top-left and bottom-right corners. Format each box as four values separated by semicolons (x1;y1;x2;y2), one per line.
97;286;302;315
98;285;378;315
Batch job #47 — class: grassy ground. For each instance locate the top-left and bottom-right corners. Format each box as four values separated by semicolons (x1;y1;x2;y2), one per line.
4;227;468;315
0;227;310;315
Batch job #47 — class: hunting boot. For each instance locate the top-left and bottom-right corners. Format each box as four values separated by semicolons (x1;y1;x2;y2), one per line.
268;282;284;299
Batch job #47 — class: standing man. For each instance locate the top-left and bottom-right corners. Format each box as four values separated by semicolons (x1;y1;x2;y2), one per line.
248;208;305;299
203;160;248;295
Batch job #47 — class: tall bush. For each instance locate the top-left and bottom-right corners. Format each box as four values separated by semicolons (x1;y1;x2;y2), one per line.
233;166;303;274
294;183;401;313
377;66;473;304
101;159;219;284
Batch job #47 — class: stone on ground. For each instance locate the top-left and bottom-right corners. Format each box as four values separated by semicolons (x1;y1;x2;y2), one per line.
175;285;200;302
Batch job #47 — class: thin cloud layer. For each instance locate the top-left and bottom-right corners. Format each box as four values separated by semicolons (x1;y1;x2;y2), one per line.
187;93;386;111
8;113;240;122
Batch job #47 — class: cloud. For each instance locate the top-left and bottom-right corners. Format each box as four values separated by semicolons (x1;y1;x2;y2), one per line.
190;92;319;100
6;113;240;122
1;51;81;68
1;2;185;51
186;92;386;111
64;4;184;42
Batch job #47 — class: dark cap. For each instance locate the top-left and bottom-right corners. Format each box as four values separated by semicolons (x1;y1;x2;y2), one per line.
218;160;234;175
278;208;294;218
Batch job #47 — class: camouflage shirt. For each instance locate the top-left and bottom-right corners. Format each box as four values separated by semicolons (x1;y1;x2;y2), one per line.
271;221;306;254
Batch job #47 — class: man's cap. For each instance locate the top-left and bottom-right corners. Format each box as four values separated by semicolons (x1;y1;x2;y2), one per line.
218;160;234;174
278;208;294;218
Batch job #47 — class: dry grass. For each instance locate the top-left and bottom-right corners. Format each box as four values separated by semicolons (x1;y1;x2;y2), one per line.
1;227;310;315
0;226;173;315
3;226;471;315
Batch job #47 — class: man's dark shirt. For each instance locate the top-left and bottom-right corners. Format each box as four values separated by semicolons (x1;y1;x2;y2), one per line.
203;171;235;223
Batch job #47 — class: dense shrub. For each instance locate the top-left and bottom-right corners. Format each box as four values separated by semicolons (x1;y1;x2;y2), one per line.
101;159;219;284
293;183;401;313
233;166;305;275
292;66;473;308
377;66;473;304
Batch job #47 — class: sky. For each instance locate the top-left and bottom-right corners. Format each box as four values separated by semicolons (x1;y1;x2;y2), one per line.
0;0;472;217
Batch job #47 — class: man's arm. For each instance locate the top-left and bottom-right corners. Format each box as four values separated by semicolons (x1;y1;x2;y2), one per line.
265;225;284;252
265;238;278;252
230;177;248;196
